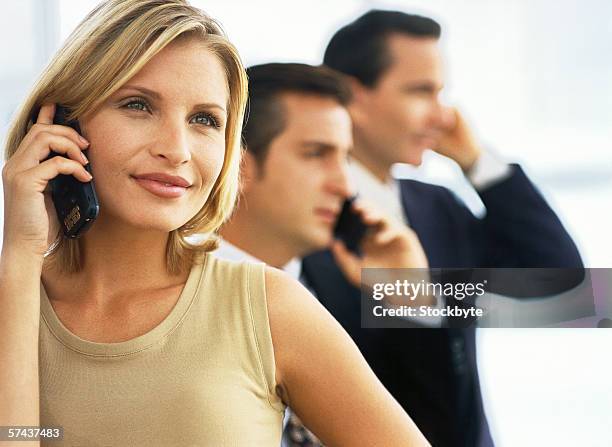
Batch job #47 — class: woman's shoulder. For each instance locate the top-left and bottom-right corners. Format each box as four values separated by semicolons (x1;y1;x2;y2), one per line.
260;264;314;306
202;256;334;345
262;266;339;356
263;266;311;307
204;252;265;277
206;253;314;297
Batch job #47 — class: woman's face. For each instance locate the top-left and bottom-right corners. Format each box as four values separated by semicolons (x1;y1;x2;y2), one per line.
80;38;229;232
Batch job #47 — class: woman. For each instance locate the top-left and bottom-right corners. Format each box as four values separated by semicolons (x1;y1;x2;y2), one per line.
0;1;429;445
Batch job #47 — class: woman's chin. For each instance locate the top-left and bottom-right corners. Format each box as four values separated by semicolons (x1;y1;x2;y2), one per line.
92;211;191;235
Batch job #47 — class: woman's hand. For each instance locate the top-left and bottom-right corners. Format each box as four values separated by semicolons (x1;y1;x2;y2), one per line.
1;103;91;257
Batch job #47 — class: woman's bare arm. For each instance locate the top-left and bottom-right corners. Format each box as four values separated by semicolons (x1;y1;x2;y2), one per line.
1;103;91;445
265;267;430;446
0;249;43;434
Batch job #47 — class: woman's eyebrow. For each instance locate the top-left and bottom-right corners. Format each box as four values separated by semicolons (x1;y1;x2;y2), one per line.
118;84;162;100
117;84;226;114
193;102;227;114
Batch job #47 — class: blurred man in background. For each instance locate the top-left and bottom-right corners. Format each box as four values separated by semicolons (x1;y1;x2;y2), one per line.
298;9;583;447
218;62;431;446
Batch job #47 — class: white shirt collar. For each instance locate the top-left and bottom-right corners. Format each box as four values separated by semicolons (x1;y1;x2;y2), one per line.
214;238;302;280
214;238;262;263
348;158;406;225
348;157;396;190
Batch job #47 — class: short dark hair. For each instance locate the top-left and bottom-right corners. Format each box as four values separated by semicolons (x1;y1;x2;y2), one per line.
324;10;441;87
243;63;352;163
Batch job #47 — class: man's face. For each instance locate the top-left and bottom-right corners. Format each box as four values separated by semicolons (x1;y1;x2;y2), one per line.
244;92;352;255
350;34;445;166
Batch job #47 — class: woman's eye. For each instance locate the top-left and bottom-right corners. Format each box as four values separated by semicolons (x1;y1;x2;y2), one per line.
124;99;149;112
190;113;219;128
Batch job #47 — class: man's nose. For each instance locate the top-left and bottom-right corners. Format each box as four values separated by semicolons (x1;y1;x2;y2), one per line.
428;99;452;130
326;158;353;199
151;119;191;166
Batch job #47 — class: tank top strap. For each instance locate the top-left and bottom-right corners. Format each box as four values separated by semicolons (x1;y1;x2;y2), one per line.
201;255;285;412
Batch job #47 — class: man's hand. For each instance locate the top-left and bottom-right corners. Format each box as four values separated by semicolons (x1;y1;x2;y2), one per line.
330;200;429;287
330;200;434;307
433;107;482;172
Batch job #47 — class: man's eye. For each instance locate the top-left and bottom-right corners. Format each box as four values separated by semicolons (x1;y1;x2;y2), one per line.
124;100;149;112
190;113;219;128
306;148;331;158
307;151;324;158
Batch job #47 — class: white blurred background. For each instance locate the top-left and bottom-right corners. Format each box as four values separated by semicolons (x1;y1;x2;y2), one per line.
1;1;611;445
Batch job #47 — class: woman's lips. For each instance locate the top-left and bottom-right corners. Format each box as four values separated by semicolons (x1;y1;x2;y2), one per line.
133;177;189;198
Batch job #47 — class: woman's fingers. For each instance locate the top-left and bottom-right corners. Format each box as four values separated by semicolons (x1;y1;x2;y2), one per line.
36;103;55;125
10;128;89;174
38;155;93;182
1;103;92;256
34;104;88;147
15;103;89;160
33;132;89;164
23;156;92;192
30;123;89;150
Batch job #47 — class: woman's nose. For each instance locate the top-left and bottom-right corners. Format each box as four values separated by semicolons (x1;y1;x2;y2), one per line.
151;120;191;166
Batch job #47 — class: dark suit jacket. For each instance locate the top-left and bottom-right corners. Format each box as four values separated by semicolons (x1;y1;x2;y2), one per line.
302;165;583;447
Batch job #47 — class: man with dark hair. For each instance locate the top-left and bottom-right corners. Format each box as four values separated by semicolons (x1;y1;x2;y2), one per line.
295;9;584;447
222;63;356;265
324;11;441;89
217;62;431;446
242;63;353;165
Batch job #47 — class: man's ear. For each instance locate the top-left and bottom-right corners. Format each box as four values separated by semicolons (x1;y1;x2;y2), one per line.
346;76;370;124
239;150;260;194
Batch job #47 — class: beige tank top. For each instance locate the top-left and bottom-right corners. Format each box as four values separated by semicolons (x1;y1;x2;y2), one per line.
39;254;285;446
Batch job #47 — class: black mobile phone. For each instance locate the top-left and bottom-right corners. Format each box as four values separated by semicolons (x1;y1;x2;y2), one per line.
333;196;368;253
45;105;100;238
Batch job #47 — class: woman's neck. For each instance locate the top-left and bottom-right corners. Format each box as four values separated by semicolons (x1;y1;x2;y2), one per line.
42;216;188;307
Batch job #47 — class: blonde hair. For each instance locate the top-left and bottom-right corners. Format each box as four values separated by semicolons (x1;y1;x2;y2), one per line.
4;0;247;274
